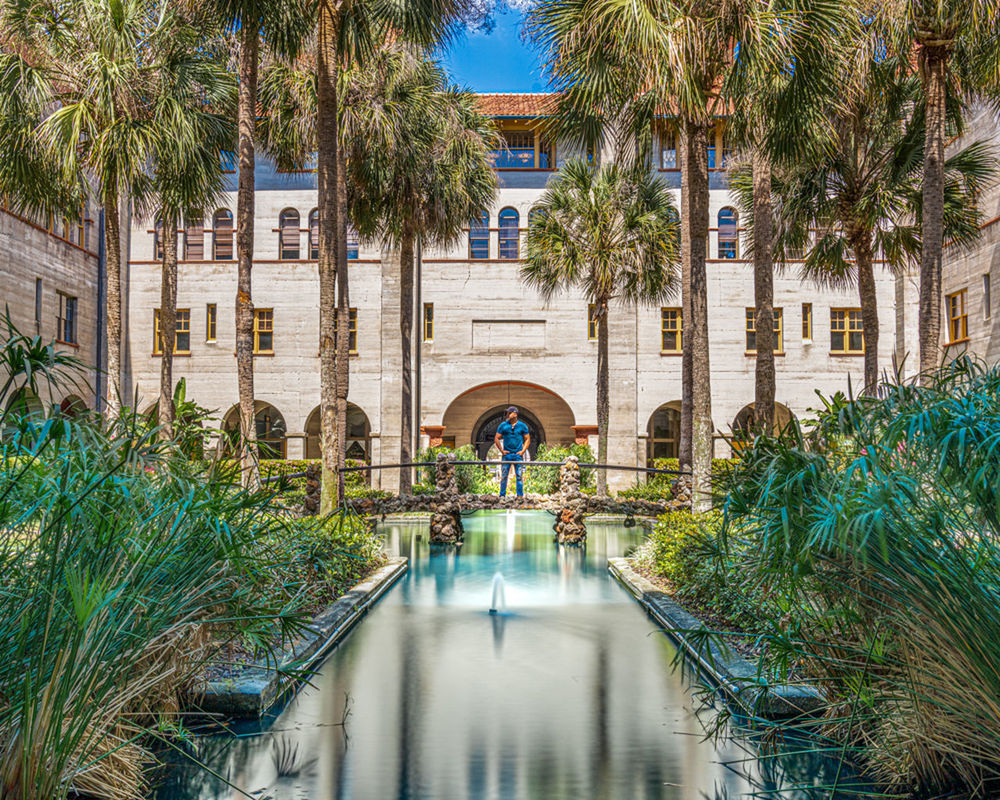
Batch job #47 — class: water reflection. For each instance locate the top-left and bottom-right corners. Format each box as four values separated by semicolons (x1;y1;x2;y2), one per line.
159;511;848;800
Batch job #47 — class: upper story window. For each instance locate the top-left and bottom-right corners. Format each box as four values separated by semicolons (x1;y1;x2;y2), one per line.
661;307;682;353
153;217;163;260
153;308;191;354
831;308;864;354
279;209;300;260
588;304;598;341
334;308;359;354
802;303;813;341
947;289;968;344
746;308;783;353
253;308;274;354
213;210;233;260
498;208;520;259
491;129;554;169
423;303;434;341
469;211;489;259
707;124;717;169
347;224;359;260
184;215;204;261
57;292;77;345
309;209;319;259
661;128;677;170
718;208;738;259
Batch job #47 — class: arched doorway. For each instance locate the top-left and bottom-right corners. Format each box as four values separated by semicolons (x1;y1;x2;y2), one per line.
440;381;576;457
646;401;681;464
221;401;287;459
732;402;795;445
304;403;372;461
472;406;545;459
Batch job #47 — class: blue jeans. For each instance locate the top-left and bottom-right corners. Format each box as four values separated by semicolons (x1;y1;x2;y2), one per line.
499;453;524;496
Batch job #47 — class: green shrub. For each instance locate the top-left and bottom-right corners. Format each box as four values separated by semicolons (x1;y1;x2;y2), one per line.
523;442;596;494
416;444;499;493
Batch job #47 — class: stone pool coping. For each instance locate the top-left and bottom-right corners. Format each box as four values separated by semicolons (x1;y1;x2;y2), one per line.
191;556;408;718
609;557;825;720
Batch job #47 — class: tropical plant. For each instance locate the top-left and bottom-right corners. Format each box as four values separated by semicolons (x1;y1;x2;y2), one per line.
734;23;993;395
719;357;1000;794
199;0;312;487
0;0;165;417
523;160;679;496
149;17;235;438
876;0;1000;379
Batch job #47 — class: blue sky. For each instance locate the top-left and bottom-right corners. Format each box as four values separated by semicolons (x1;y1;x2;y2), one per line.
440;9;548;93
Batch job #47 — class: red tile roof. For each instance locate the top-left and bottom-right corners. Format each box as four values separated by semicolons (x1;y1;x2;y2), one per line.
474;93;560;117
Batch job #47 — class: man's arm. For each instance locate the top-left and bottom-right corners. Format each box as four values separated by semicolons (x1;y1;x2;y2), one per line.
520;432;530;455
494;431;505;454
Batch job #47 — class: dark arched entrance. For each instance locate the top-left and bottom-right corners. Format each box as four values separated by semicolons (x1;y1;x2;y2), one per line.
472;406;545;459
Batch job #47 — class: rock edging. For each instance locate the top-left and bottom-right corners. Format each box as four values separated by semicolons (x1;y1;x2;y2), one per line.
192;557;408;718
608;557;825;720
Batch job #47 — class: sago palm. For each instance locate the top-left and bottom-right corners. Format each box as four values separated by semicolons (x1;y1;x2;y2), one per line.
523;160;679;497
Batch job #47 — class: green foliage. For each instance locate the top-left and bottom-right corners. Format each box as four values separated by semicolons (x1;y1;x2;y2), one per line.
416;444;499;493
523;442;596;494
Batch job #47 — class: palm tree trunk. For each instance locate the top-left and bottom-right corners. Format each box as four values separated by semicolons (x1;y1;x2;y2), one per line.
103;187;122;418
680;118;713;512
158;211;177;438
596;299;609;497
334;144;350;502
918;45;949;382
399;224;415;494
235;24;259;487
852;230;879;394
318;0;339;513
752;149;775;432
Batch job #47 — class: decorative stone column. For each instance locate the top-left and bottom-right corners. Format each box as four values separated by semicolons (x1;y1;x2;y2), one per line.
303;462;321;516
554;455;587;544
430;452;464;543
421;425;446;448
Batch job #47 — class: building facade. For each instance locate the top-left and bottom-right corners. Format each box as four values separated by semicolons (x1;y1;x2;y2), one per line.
121;93;924;490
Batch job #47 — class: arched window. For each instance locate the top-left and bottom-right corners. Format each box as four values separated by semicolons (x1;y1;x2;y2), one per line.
347;223;359;260
469;210;489;259
153;217;163;260
279;209;300;260
308;209;319;259
212;209;233;260
718;207;738;258
498;207;520;259
528;206;545;229
184;214;204;260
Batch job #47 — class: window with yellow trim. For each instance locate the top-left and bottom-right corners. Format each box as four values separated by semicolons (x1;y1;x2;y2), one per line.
206;304;217;342
253;309;273;354
745;308;782;353
830;308;864;354
588;304;598;341
334;308;358;354
947;289;968;343
802;303;813;341
661;307;682;353
423;303;434;342
153;308;191;354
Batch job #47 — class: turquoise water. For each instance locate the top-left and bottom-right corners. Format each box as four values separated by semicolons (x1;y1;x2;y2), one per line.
159;511;844;799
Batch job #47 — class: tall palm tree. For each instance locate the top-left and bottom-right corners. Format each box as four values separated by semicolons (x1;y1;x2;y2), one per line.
740;30;993;394
0;0;162;417
150;20;235;438
523;160;679;497
876;0;1000;380
202;0;312;486
345;50;498;494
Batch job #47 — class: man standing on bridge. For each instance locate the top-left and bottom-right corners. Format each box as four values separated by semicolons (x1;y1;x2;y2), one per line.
495;406;530;497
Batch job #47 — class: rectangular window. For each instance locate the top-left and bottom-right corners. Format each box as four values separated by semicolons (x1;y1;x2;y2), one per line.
184;216;204;260
538;136;554;169
253;309;274;354
347;225;359;260
660;128;677;169
423;303;434;342
661;307;682;353
494;130;535;169
588;304;598;341
802;303;813;341
153;308;191;354
745;307;783;353
334;308;359;354
57;292;77;344
206;304;217;342
469;213;490;259
984;274;992;320
947;289;968;343
707;124;717;170
830;308;864;354
34;278;42;333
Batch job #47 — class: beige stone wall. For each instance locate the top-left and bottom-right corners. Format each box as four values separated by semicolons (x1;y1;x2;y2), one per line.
0;209;99;409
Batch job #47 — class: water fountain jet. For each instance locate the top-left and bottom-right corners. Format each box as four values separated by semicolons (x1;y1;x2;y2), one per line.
489;572;506;615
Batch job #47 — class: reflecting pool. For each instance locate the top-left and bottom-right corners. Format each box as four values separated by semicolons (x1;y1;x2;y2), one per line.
159;511;841;800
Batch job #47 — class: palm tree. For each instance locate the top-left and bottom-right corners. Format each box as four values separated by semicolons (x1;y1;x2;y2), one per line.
0;0;162;417
344;50;498;494
523;160;679;497
150;19;235;438
202;0;312;486
742;30;992;394
879;0;1000;379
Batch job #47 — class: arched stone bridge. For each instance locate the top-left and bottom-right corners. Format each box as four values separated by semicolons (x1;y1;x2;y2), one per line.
344;454;688;544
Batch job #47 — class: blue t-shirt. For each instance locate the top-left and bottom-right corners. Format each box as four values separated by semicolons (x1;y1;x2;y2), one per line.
497;420;529;453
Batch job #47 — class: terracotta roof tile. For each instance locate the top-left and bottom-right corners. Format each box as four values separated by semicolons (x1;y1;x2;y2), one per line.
473;93;561;117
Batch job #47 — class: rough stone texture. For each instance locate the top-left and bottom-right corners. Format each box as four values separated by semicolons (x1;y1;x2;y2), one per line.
670;475;693;504
429;452;464;542
609;557;826;719
303;462;321;515
554;456;586;544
